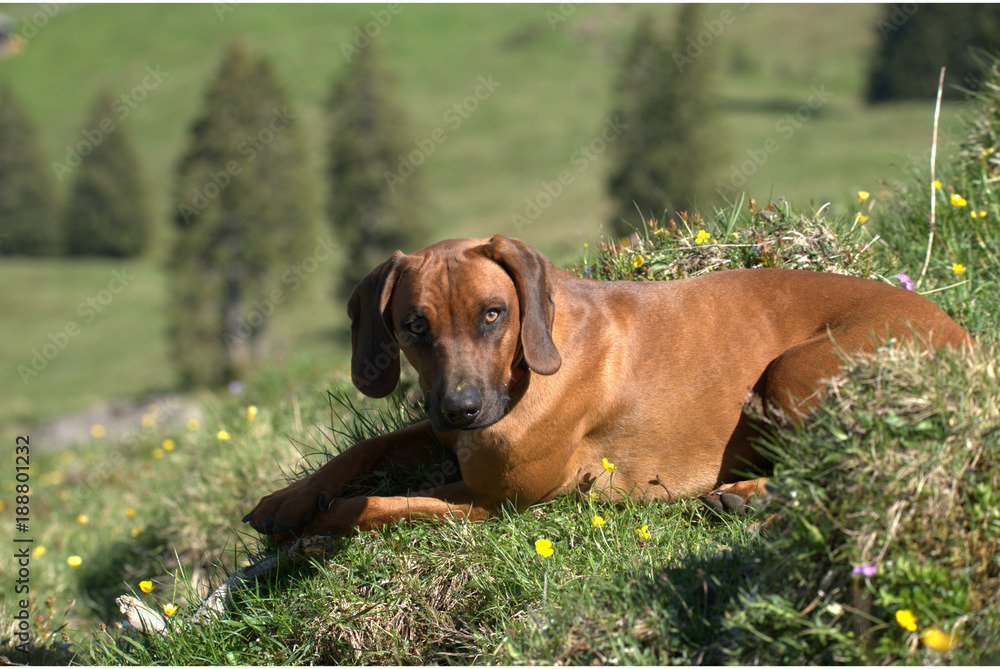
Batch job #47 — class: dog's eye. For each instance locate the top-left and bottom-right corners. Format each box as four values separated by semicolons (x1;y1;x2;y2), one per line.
484;309;502;324
406;319;428;336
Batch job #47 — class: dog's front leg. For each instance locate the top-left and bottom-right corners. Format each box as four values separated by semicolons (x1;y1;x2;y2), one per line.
245;419;454;535
296;480;494;535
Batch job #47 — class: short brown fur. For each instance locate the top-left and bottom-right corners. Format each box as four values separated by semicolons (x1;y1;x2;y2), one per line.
246;236;972;537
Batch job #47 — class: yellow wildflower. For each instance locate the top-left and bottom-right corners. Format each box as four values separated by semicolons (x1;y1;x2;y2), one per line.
131;527;143;538
534;539;554;557
951;193;967;207
635;525;651;540
247;405;258;422
921;626;957;652
126;507;136;517
141;414;156;429
186;418;200;431
858;190;870;204
933;180;942;189
90;424;106;439
217;430;231;441
971;209;987;219
953;263;966;275
896;609;918;632
140;580;154;594
854;213;869;224
152;448;164;459
163;603;178;617
162;439;175;451
40;471;66;487
76;514;89;525
695;230;712;245
33;546;46;558
67;555;83;568
592;515;606;528
633;255;644;269
601;458;617;473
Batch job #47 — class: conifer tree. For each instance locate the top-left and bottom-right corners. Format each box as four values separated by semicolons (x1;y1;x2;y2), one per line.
867;4;1000;103
168;43;316;387
607;7;722;236
0;84;59;255
62;90;150;257
326;39;428;299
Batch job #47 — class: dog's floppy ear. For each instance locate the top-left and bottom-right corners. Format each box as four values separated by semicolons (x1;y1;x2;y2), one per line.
483;235;562;375
347;252;406;398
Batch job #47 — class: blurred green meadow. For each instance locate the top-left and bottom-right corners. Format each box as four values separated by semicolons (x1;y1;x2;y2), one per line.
1;3;964;430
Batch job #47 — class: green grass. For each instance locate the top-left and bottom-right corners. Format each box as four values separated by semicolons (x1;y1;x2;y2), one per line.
0;257;172;425
4;166;998;662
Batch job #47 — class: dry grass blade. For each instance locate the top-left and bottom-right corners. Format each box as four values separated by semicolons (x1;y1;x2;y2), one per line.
919;66;947;288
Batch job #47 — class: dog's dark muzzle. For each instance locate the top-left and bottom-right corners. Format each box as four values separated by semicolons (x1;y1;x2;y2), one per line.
429;384;509;431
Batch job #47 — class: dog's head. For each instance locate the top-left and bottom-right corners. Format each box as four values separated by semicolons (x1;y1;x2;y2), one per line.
347;235;562;431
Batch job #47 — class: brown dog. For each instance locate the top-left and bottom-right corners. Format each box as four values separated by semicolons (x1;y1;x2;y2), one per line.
245;235;971;537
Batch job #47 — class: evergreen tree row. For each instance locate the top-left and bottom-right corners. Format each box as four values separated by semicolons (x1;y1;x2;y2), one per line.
168;41;426;387
6;7;998;388
1;37;428;388
0;85;150;257
0;84;58;255
606;6;723;237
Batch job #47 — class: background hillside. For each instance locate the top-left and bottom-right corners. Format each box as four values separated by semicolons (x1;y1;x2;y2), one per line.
1;3;966;431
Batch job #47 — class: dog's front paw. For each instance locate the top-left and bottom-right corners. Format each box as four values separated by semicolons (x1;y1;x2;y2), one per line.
698;479;774;517
243;476;338;537
698;489;751;516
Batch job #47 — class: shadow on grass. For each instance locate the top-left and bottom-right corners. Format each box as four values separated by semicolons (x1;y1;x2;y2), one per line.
503;536;766;665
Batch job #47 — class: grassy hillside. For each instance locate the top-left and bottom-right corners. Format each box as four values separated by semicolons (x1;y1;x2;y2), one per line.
4;36;1000;655
3;182;996;662
5;4;1000;663
0;4;969;431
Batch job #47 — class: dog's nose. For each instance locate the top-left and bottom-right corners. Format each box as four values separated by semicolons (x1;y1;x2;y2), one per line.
441;387;483;427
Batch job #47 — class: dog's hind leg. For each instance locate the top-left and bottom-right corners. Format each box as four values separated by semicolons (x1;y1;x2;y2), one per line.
699;334;848;516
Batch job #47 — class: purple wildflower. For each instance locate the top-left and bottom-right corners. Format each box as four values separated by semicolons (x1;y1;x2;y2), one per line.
852;564;877;577
895;273;914;291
